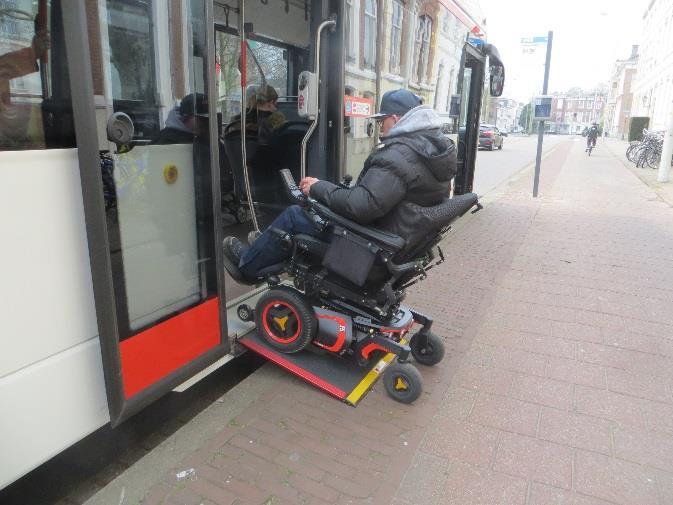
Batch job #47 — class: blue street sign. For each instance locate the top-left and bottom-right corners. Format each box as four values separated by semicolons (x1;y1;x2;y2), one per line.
521;36;548;44
467;37;484;47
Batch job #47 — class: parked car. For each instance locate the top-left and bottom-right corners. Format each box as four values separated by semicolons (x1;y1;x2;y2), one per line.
479;124;504;150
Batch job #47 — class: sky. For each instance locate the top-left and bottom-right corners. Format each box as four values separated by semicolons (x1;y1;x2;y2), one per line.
479;0;650;102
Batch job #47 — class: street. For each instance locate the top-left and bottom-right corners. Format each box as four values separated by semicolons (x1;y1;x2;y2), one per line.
473;134;568;195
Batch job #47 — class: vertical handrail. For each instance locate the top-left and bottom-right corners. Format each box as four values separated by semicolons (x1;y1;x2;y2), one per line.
300;18;336;180
239;0;259;231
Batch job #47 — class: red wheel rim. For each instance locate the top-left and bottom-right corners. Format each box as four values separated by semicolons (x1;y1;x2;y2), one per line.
261;300;301;344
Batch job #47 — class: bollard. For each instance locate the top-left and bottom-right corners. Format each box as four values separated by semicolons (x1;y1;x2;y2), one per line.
658;102;673;182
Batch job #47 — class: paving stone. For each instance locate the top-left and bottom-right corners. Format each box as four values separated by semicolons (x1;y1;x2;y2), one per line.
451;362;516;395
613;424;673;473
490;347;548;377
606;368;673;405
537;407;613;456
394;451;449;505
574;449;659;505
493;432;573;489
528;483;614;505
469;392;540;437
509;374;574;410
420;417;499;467
545;356;607;389
438;461;527;505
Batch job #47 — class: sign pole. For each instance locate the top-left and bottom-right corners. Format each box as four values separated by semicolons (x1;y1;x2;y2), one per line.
533;30;553;198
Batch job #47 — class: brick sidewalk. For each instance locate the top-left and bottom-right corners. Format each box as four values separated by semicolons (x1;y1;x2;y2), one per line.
105;138;673;505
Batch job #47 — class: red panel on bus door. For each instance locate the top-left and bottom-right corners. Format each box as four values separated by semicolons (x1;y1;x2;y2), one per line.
119;298;221;398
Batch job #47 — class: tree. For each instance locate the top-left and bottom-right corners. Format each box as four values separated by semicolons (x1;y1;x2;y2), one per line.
519;103;532;132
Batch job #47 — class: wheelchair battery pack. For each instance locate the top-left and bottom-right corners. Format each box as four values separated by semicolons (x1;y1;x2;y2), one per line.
322;226;378;286
312;307;353;354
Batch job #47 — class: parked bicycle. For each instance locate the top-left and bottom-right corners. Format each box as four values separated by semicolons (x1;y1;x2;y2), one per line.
625;129;670;169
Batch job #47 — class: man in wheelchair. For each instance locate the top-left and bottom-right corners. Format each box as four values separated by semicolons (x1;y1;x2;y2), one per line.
223;88;481;403
223;88;457;283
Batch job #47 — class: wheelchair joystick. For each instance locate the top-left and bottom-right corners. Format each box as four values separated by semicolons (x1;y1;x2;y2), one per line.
279;169;307;206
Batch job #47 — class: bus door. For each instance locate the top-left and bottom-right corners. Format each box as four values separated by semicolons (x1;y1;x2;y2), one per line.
454;40;504;195
215;0;341;301
63;0;227;426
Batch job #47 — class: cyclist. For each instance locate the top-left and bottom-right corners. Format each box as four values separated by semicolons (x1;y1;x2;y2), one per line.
586;123;599;152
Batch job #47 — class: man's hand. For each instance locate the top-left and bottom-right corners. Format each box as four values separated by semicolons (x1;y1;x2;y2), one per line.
32;31;51;60
299;177;319;196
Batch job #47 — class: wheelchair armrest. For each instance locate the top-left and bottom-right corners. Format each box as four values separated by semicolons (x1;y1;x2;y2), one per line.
310;202;406;251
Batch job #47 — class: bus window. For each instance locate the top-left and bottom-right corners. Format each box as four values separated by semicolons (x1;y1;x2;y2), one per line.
0;1;75;151
342;0;476;180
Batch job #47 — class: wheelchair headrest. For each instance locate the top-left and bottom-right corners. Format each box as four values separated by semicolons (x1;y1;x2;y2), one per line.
416;193;479;226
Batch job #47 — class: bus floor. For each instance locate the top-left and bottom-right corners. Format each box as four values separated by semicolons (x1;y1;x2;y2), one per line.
0;354;265;505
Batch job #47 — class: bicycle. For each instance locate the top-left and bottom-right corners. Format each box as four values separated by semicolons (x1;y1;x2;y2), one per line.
586;137;596;156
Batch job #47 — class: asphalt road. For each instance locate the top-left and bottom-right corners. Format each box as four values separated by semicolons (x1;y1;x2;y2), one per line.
473;134;569;196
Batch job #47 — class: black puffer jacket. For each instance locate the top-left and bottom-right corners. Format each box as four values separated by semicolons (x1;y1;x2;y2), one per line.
310;105;456;242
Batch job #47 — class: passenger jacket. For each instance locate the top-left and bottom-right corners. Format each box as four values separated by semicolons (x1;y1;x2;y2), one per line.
310;105;456;242
155;107;195;144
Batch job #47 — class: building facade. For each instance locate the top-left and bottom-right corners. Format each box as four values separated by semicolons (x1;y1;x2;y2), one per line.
604;46;638;139
631;0;673;130
344;0;486;172
549;91;606;134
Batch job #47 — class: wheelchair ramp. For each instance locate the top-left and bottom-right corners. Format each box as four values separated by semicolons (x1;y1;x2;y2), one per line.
238;331;396;406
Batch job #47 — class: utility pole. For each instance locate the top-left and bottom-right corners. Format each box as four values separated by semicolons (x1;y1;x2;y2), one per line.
658;101;673;182
532;30;553;198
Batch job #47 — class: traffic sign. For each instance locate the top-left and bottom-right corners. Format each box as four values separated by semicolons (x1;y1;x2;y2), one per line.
520;36;548;45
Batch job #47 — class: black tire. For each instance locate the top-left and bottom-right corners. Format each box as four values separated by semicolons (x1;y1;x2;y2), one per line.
498;141;503;150
383;362;423;404
255;288;316;353
410;332;445;366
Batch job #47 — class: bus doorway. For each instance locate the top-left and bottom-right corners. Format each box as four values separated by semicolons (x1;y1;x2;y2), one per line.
213;0;342;302
454;41;504;195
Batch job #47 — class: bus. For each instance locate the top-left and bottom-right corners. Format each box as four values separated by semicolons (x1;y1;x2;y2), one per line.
0;0;503;489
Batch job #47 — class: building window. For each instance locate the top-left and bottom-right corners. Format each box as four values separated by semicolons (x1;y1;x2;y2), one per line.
345;0;356;62
363;0;377;69
412;15;432;84
389;0;404;73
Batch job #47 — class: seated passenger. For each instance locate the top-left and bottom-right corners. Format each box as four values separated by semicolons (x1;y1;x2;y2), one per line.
223;83;286;146
155;92;208;144
222;88;456;283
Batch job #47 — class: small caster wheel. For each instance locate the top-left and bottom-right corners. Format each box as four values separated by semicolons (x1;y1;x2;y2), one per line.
383;362;423;404
410;331;445;366
255;288;316;353
237;304;254;322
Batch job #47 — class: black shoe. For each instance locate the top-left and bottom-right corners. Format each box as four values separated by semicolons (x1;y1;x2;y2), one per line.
222;236;254;285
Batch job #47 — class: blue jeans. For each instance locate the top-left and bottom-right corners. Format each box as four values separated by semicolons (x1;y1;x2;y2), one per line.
239;205;328;278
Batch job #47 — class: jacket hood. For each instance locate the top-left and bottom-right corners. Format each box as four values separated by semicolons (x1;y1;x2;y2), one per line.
383;105;442;137
164;106;192;134
382;106;454;182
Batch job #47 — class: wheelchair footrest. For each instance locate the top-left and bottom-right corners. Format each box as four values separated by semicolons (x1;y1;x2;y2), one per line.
238;331;397;406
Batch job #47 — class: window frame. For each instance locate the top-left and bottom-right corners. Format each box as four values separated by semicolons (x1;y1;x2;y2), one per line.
389;0;404;74
363;0;377;70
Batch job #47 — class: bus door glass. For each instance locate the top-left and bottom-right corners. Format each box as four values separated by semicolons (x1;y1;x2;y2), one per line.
89;0;226;422
215;0;310;302
340;0;467;181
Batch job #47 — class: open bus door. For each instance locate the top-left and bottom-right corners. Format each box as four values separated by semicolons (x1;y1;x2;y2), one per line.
62;0;342;427
62;0;230;427
454;41;505;195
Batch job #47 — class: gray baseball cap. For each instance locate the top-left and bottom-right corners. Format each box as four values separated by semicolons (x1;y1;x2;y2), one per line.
370;89;423;119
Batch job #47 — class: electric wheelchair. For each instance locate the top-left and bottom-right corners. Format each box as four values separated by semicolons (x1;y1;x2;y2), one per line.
235;169;481;403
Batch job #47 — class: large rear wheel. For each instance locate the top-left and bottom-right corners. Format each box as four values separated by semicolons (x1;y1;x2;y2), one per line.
255;288;316;353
